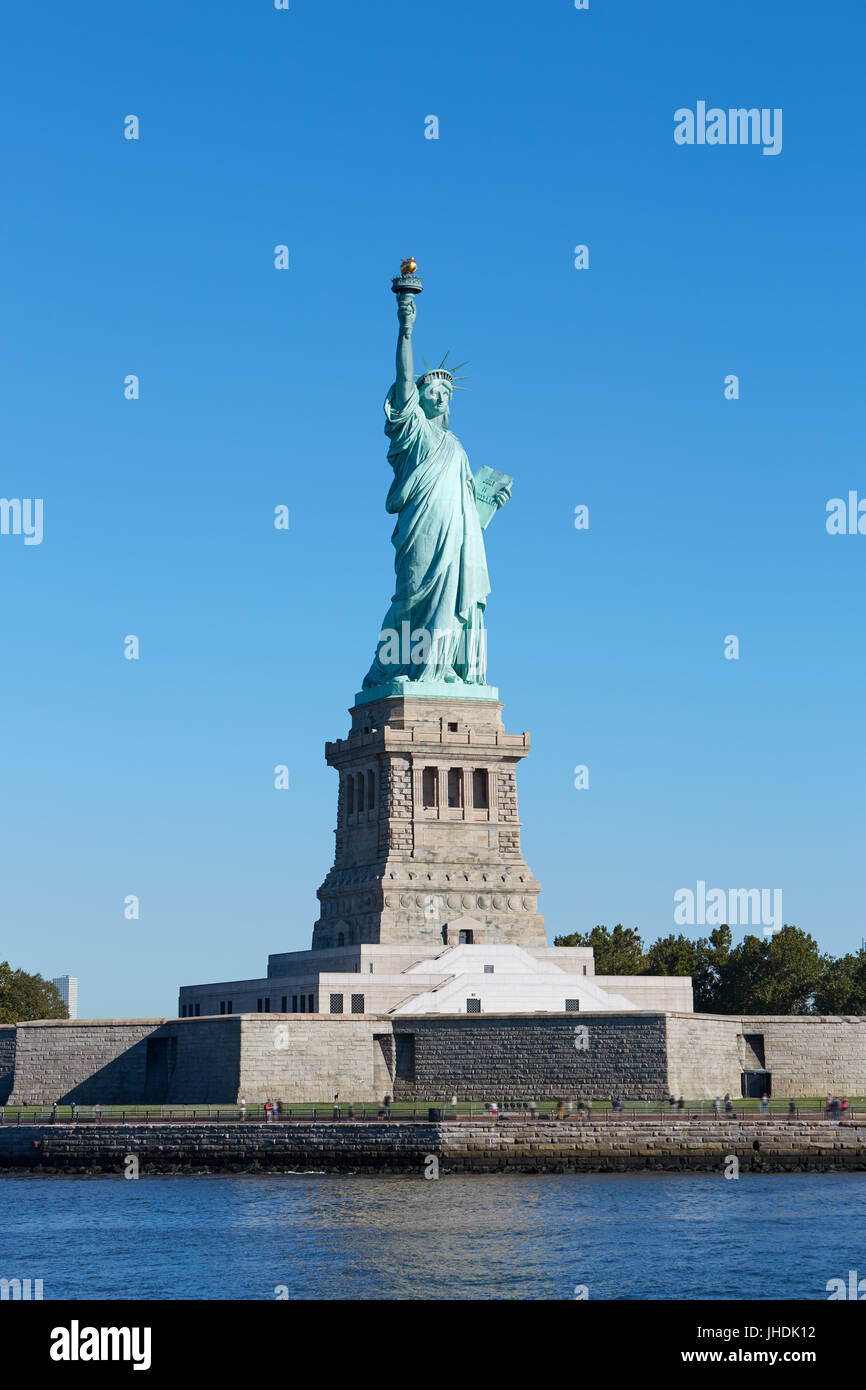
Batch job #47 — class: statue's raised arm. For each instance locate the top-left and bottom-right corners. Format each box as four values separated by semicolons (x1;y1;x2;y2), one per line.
393;257;420;409
394;293;417;409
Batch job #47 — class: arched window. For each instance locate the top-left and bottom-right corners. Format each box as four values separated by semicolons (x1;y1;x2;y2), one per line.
338;931;345;946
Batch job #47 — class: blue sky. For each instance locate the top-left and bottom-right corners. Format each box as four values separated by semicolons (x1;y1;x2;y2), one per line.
1;0;863;1017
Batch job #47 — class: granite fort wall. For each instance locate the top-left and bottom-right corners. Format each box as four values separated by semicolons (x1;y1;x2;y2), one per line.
9;1019;243;1106
665;1014;742;1097
11;1011;866;1107
8;1016;387;1106
9;1021;162;1105
0;1028;16;1104
1;1118;864;1173
753;1016;866;1096
665;1014;866;1098
390;1013;669;1100
238;1017;385;1102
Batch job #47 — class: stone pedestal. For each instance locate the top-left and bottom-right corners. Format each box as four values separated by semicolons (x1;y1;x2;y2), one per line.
312;696;546;950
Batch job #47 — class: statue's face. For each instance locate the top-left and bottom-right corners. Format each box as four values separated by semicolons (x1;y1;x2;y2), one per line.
420;379;452;418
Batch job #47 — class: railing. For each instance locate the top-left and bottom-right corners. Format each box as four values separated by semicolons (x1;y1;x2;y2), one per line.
0;1100;860;1124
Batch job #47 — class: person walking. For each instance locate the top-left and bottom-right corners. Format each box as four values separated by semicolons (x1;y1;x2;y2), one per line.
239;1095;247;1121
788;1099;797;1118
841;1097;850;1120
760;1093;769;1115
713;1096;721;1117
724;1093;734;1116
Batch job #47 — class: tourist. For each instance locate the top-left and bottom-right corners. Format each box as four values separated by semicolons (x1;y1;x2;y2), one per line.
528;1099;537;1121
265;1099;272;1122
724;1093;734;1115
788;1099;797;1117
668;1095;676;1110
585;1098;593;1121
841;1097;850;1120
451;1093;458;1113
677;1096;685;1115
239;1095;246;1121
760;1093;769;1114
93;1103;102;1122
713;1096;721;1116
491;1102;499;1121
556;1099;565;1120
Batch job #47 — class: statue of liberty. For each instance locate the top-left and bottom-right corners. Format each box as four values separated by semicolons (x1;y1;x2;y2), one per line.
361;260;512;697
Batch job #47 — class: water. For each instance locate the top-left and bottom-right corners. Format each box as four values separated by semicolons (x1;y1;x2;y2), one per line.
0;1172;862;1300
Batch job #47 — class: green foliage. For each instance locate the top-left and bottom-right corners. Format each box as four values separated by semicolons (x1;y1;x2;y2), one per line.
0;961;68;1024
553;924;645;975
557;922;848;1016
814;949;866;1014
714;926;822;1015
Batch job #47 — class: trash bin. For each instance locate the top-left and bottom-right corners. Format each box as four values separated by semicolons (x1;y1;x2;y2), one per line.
428;1107;442;1121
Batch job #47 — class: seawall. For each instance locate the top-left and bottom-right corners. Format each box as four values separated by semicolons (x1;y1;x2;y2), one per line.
1;1118;865;1174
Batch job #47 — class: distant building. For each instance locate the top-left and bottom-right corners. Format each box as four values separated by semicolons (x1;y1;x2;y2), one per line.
52;976;78;1020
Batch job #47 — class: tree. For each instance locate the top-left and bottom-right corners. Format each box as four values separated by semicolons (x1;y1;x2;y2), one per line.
640;926;731;1012
0;962;68;1024
554;924;645;974
643;934;701;978
815;949;866;1014
692;925;733;1013
716;926;822;1015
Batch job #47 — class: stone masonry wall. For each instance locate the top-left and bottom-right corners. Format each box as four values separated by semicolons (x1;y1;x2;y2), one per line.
9;1021;159;1105
391;1013;668;1100
2;1117;864;1174
755;1016;866;1096
666;1014;866;1098
238;1017;383;1102
0;1028;16;1104
665;1014;742;1097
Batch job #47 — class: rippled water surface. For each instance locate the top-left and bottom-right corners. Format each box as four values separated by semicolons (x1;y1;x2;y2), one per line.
1;1172;863;1300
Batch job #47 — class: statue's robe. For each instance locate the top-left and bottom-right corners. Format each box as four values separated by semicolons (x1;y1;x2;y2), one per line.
362;383;489;689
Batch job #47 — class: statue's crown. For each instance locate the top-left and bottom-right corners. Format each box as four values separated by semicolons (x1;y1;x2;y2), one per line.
417;352;469;392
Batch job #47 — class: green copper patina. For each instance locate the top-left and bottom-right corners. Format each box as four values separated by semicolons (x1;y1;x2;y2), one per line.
356;264;512;706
